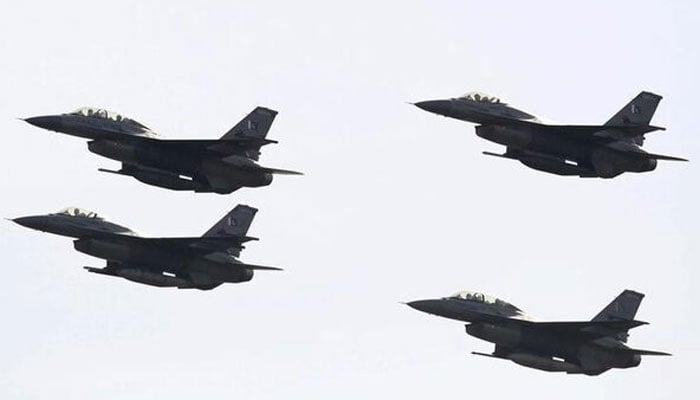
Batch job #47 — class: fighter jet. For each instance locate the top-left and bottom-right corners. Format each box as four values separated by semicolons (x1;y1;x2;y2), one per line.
406;289;669;375
11;205;281;290
414;91;686;178
23;106;301;193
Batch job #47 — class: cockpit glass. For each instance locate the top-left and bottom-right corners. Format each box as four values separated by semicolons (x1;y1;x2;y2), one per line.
67;107;155;133
447;290;522;312
55;207;101;219
458;92;502;104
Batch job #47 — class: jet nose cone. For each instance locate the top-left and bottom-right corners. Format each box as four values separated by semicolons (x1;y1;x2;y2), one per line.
414;100;452;116
23;115;62;131
11;216;47;231
406;299;442;314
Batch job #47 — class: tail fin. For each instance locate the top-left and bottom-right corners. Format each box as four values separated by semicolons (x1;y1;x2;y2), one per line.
605;92;662;126
591;290;644;342
203;205;257;238
220;107;278;160
605;92;662;146
221;107;277;141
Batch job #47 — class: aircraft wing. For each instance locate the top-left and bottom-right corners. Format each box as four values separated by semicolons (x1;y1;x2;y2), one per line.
151;138;277;157
514;120;666;141
470;317;649;340
519;319;649;340
103;235;257;254
512;121;687;160
87;235;282;271
93;134;274;158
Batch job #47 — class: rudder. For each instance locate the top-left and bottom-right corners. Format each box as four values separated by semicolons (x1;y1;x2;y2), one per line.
220;107;278;141
591;290;644;342
203;205;258;238
605;91;662;127
593;290;644;322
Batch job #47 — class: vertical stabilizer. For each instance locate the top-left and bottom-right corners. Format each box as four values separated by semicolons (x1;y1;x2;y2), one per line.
203;205;257;238
591;290;644;342
604;92;662;146
220;107;277;141
605;91;662;127
219;107;278;160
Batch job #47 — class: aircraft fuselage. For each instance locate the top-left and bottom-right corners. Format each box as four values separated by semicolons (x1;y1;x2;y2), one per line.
12;214;253;285
407;295;649;375
415;96;666;178
25;113;275;193
87;139;273;189
465;322;641;375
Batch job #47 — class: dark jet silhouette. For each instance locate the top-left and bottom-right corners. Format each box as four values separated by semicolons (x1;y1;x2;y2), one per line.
407;289;669;375
23;106;301;193
11;205;280;290
415;91;686;178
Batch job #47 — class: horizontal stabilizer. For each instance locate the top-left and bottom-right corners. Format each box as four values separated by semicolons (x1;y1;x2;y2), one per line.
233;262;283;271
623;348;671;356
219;155;302;175
471;351;506;359
83;266;121;277
98;168;128;176
636;152;688;162
260;166;304;175
84;266;111;274
482;151;517;160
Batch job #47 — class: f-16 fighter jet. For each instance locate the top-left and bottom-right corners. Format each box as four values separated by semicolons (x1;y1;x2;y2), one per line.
11;205;281;290
407;290;669;375
414;91;686;178
23;106;301;193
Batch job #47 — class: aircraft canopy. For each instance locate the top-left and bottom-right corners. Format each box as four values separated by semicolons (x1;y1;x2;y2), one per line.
448;290;521;311
55;207;101;219
68;107;154;132
458;92;502;104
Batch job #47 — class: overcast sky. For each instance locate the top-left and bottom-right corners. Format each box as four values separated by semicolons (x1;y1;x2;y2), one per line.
1;1;697;398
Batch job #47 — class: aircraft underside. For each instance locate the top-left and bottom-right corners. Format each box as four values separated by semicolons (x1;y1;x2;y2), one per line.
465;322;641;374
74;239;255;289
99;163;266;194
474;350;613;375
484;146;657;178
88;139;274;193
84;264;223;290
476;125;661;178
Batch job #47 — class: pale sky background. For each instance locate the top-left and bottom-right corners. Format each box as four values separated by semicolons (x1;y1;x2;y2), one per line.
1;0;697;398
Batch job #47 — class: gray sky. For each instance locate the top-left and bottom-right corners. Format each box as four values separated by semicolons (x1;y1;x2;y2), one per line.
1;0;697;398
